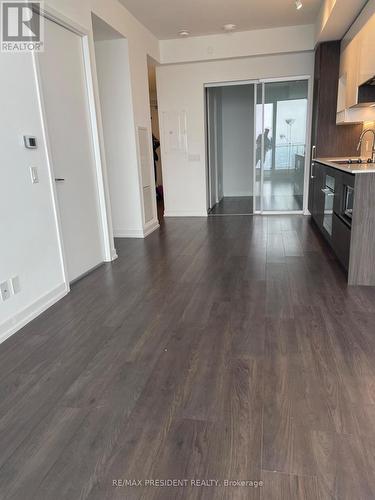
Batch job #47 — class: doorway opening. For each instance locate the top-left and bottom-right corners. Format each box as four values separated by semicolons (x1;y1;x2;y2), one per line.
206;84;255;216
206;79;309;215
147;58;164;223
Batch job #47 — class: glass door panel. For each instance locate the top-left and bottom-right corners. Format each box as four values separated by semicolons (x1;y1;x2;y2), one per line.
254;83;263;212
260;80;309;212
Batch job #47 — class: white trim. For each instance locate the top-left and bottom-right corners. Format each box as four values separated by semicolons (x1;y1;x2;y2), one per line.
164;211;207;217
259;75;311;83
206;89;213;210
114;229;145;238
205;79;259;88
143;220;160;237
114;221;160;239
32;51;69;289
39;4;89;36
0;283;69;345
82;35;113;262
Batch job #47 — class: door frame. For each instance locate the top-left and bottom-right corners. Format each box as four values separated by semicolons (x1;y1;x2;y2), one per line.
204;75;312;216
32;5;114;290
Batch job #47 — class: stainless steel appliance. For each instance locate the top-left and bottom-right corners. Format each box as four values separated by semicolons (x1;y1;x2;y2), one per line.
343;185;354;221
322;174;335;236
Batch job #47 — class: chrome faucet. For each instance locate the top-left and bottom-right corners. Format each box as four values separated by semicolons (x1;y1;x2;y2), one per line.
357;129;375;162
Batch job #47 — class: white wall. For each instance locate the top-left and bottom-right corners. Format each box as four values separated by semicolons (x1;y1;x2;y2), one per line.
94;38;144;237
157;52;315;216
221;85;254;198
160;24;315;64
0;0;160;342
0;53;66;342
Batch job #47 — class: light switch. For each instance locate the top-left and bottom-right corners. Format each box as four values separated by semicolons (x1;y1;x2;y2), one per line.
0;281;11;302
30;167;39;184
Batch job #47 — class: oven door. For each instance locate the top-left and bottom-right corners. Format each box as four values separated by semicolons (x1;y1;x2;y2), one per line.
322;174;336;237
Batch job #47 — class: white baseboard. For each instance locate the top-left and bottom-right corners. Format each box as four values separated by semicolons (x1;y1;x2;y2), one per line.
0;283;69;345
114;228;145;238
164;211;207;217
143;220;160;237
114;220;160;239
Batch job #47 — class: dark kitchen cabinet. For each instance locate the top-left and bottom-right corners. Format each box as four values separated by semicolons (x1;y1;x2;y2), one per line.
308;42;362;215
311;161;354;273
332;213;351;270
310;161;375;285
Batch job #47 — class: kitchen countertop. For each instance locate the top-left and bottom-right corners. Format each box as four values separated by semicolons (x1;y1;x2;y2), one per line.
315;157;375;174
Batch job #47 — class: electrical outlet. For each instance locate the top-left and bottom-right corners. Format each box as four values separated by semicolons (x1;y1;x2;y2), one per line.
0;281;11;302
10;276;21;295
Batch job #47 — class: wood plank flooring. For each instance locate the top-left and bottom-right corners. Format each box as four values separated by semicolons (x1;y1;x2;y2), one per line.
1;215;375;499
209;197;253;215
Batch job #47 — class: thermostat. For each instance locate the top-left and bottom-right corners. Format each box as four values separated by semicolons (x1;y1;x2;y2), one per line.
24;136;38;149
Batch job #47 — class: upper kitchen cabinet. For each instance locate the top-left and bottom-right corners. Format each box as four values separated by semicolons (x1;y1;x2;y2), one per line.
337;3;375;124
359;11;375;86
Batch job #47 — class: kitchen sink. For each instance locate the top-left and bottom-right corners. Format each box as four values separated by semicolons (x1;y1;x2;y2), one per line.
332;158;374;165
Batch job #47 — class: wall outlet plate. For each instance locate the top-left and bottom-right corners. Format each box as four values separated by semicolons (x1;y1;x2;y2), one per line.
24;136;38;149
0;281;11;302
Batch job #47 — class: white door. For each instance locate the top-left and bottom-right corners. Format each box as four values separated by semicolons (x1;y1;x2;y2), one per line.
37;18;103;282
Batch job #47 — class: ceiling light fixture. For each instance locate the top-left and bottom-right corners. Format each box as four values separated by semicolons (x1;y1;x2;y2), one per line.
223;24;237;32
295;0;303;9
178;30;190;37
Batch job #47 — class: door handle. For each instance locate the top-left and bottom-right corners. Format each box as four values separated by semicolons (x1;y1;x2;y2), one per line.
321;188;334;196
55;178;65;182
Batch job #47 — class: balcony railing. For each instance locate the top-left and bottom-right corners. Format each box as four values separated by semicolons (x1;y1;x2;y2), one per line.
259;143;306;170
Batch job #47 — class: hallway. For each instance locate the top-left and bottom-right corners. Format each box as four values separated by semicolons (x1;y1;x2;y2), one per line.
1;215;375;499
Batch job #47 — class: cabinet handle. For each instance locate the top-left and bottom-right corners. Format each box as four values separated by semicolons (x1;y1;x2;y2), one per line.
312;145;317;160
321;188;334;196
311;162;315;179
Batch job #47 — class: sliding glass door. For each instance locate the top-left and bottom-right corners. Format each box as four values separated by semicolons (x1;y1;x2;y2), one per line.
255;79;309;213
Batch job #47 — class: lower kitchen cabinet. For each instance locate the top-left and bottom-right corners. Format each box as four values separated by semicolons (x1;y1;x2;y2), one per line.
332;213;351;271
309;161;375;285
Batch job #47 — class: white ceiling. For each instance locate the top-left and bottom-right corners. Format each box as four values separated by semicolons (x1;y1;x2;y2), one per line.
119;0;323;39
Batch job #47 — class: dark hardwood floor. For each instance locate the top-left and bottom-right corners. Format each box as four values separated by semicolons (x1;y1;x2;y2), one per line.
1;215;375;499
209;197;253;215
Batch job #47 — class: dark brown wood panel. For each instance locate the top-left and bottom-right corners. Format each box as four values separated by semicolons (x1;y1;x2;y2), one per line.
0;215;375;499
349;173;375;285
